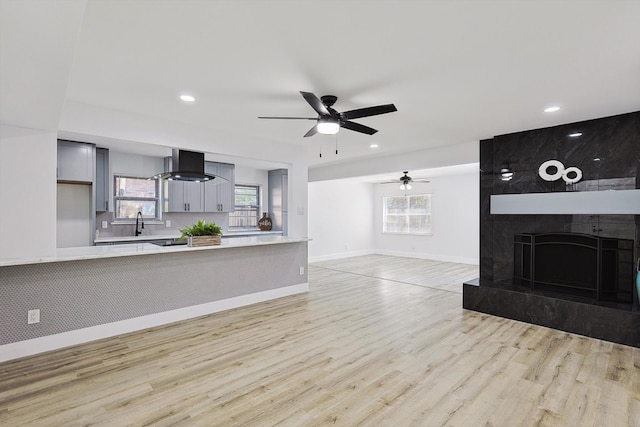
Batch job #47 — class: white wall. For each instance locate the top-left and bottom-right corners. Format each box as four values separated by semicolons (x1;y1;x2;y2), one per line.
308;169;479;265
0;125;57;258
308;180;375;262
374;170;479;264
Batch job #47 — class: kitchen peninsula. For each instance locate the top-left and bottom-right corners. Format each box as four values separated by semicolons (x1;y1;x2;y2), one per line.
0;236;309;362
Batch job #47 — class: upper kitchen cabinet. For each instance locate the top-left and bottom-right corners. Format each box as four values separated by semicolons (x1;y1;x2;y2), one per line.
57;140;94;183
204;162;235;212
162;155;204;212
164;180;204;212
95;148;109;212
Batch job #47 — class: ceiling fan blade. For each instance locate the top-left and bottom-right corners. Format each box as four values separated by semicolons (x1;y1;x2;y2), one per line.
341;120;378;135
341;104;397;120
300;91;330;116
258;116;316;120
303;124;318;137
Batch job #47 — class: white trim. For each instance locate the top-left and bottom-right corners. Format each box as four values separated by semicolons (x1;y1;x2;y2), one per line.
309;250;479;265
375;249;479;265
0;283;308;363
308;249;375;263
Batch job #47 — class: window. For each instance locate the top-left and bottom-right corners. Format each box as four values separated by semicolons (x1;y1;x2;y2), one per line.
229;185;260;228
383;194;432;235
114;176;160;220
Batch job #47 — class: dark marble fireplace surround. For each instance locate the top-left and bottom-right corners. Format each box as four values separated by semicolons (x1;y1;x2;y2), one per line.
463;111;640;347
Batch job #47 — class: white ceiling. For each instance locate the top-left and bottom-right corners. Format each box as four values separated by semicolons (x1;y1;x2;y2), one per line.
1;0;639;176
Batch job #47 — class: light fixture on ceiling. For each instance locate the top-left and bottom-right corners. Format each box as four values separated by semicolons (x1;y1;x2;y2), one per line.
399;171;413;190
544;105;560;113
399;183;412;191
369;143;379;148
317;117;340;135
500;167;514;181
380;171;429;189
180;94;195;102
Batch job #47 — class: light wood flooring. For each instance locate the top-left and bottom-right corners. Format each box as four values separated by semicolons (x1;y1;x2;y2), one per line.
1;255;638;426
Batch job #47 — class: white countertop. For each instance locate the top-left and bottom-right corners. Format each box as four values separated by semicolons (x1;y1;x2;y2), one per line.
94;233;180;243
0;236;309;267
94;230;282;243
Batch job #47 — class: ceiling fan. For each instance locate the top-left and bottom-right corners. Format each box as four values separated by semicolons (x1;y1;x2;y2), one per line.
381;171;430;190
258;91;397;137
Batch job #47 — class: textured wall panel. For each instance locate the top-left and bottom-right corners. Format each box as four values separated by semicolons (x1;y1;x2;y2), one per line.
0;243;307;345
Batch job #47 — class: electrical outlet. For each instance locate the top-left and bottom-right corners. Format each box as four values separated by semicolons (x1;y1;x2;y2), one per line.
299;267;304;275
101;221;108;229
166;220;171;227
27;309;40;324
297;207;305;215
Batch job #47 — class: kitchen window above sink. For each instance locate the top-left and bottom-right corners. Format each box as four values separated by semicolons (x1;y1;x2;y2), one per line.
114;175;161;221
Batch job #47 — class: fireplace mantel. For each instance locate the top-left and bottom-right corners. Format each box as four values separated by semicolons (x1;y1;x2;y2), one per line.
491;189;640;215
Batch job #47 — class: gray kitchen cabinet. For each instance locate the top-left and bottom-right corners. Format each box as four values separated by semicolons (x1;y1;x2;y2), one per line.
57;140;94;183
204;162;235;212
164;180;204;212
95;147;109;212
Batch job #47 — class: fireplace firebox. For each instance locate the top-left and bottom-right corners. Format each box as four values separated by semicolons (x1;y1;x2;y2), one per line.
514;233;634;303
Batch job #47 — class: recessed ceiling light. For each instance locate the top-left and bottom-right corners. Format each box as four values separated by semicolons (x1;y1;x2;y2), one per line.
568;132;583;138
544;105;560;113
180;94;195;102
369;143;379;148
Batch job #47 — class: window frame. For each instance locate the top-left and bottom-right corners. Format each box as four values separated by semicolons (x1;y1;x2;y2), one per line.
113;175;161;221
382;193;432;235
229;184;260;229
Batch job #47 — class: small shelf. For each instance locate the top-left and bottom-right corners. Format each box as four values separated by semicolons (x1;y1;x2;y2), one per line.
491;189;640;215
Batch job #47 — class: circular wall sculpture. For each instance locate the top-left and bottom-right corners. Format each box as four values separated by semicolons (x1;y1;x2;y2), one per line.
538;160;565;181
538;160;583;184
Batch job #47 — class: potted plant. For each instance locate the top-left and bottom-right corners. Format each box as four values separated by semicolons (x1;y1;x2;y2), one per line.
178;219;223;246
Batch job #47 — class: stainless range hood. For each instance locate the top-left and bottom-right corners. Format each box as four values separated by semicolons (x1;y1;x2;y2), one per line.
151;149;217;182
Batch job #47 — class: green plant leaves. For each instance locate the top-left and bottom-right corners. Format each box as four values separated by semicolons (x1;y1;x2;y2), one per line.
178;219;222;241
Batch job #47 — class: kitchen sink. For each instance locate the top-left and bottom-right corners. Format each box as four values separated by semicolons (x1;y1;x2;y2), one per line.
149;239;188;247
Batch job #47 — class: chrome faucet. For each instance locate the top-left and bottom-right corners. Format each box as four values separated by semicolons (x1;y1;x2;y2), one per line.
135;211;144;236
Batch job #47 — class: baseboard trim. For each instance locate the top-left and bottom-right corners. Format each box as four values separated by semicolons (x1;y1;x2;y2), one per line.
0;283;308;363
375;250;479;265
309;250;479;265
309;250;374;263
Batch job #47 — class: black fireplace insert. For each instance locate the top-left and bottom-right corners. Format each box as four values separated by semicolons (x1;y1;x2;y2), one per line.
514;233;634;303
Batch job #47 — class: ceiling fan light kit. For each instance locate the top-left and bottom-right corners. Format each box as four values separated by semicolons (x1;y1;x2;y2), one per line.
380;171;430;189
259;91;397;139
317;117;340;135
